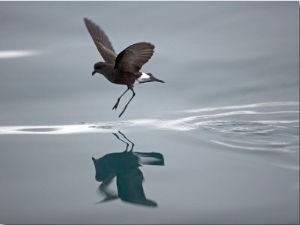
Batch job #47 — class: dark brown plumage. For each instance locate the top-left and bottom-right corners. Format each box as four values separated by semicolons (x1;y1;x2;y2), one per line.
84;18;164;117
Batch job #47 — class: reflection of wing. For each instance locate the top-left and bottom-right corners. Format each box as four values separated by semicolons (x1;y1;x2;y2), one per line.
96;176;118;203
134;152;165;166
84;18;117;64
115;42;154;74
116;168;157;207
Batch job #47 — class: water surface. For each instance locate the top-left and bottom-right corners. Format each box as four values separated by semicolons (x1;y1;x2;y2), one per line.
0;2;299;224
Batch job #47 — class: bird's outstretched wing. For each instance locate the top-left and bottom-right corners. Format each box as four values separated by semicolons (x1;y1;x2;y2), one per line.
115;42;154;74
84;18;117;64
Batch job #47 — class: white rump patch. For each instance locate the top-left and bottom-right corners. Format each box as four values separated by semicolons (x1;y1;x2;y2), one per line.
136;72;151;84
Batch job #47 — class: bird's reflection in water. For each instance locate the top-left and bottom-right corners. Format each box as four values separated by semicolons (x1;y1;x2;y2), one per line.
92;131;164;207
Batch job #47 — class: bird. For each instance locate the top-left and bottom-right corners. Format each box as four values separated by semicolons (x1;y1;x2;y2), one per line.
84;18;165;117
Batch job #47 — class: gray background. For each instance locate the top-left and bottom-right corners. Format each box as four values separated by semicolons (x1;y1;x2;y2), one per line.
0;2;299;224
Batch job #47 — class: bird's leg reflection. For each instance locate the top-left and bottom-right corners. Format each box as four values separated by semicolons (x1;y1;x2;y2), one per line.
119;131;135;151
112;131;135;152
112;132;129;151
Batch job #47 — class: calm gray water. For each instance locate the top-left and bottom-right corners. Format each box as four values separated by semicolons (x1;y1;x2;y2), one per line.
0;2;299;224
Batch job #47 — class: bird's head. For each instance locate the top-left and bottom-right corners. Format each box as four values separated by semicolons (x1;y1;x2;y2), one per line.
92;62;109;76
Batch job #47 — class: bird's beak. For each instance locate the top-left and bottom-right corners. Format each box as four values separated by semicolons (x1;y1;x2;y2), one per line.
92;71;96;76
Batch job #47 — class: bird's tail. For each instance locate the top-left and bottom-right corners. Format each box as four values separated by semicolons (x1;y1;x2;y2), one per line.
146;73;165;83
136;72;165;84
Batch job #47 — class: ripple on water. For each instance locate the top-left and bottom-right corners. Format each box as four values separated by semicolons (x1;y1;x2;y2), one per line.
0;101;298;154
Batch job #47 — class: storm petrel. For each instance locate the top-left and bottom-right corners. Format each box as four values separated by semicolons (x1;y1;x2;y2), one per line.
84;18;165;117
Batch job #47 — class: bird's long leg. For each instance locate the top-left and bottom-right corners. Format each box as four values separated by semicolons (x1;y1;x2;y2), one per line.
112;87;129;110
118;88;135;118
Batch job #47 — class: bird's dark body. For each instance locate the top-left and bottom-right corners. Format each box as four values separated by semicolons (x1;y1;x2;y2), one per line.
93;62;138;87
113;72;137;87
84;18;164;117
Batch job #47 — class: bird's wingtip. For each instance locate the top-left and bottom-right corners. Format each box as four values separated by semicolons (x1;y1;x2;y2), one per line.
83;17;91;24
